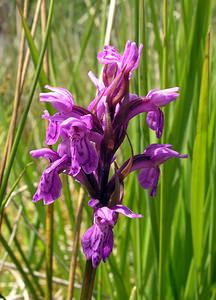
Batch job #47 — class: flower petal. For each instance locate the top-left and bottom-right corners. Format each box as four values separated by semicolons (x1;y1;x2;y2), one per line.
111;205;143;218
70;145;81;176
75;138;98;174
88;71;103;91
120;41;143;75
146;109;164;138
88;199;100;208
102;228;114;262
40;85;74;112
81;224;114;268
144;144;188;164
138;167;160;197
42;110;60;145
81;225;97;260
146;87;180;107
97;45;121;65
33;168;62;205
32;155;68;204
30;148;59;162
95;207;117;226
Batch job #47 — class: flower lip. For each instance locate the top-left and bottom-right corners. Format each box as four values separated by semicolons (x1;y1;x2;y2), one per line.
146;109;164;139
81;201;143;268
59;115;99;176
32;154;68;205
138;167;160;197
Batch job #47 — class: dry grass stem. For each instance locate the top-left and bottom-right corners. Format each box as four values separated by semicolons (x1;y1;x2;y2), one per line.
0;0;29;186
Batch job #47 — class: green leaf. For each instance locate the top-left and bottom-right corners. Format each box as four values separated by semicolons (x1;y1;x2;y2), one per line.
191;32;210;274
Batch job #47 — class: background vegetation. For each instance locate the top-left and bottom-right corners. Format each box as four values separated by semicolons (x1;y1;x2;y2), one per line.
0;0;215;299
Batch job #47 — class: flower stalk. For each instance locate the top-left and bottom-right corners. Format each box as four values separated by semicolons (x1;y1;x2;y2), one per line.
80;260;97;300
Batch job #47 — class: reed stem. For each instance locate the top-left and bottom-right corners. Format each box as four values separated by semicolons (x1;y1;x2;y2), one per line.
67;189;84;300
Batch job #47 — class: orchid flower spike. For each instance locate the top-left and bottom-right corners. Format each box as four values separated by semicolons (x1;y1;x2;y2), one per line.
31;40;187;267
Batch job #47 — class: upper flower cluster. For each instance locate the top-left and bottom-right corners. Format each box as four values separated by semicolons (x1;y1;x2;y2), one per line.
31;41;187;267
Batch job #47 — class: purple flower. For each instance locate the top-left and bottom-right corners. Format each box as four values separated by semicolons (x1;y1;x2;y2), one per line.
146;87;180;107
59;115;99;176
107;144;187;198
30;149;69;204
97;46;121;65
143;144;187;163
146;109;164;138
40;86;74;145
138;167;160;197
89;41;143;114
82;200;142;268
31;41;187;269
138;144;187;196
42;110;61;145
97;40;143;78
40;85;74;112
113;87;179;140
120;40;143;75
30;148;60;162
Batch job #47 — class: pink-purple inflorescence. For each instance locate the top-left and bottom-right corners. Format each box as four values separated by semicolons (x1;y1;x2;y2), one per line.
30;41;187;268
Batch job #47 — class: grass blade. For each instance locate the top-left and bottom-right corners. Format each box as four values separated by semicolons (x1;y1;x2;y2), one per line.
0;0;54;209
191;31;210;288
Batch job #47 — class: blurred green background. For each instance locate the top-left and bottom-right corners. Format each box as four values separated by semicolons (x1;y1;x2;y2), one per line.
0;0;215;299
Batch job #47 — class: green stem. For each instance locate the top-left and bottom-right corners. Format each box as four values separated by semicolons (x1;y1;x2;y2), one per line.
162;0;168;88
158;167;165;300
45;203;54;300
148;0;162;70
96;264;102;300
80;260;97;300
139;0;148;95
